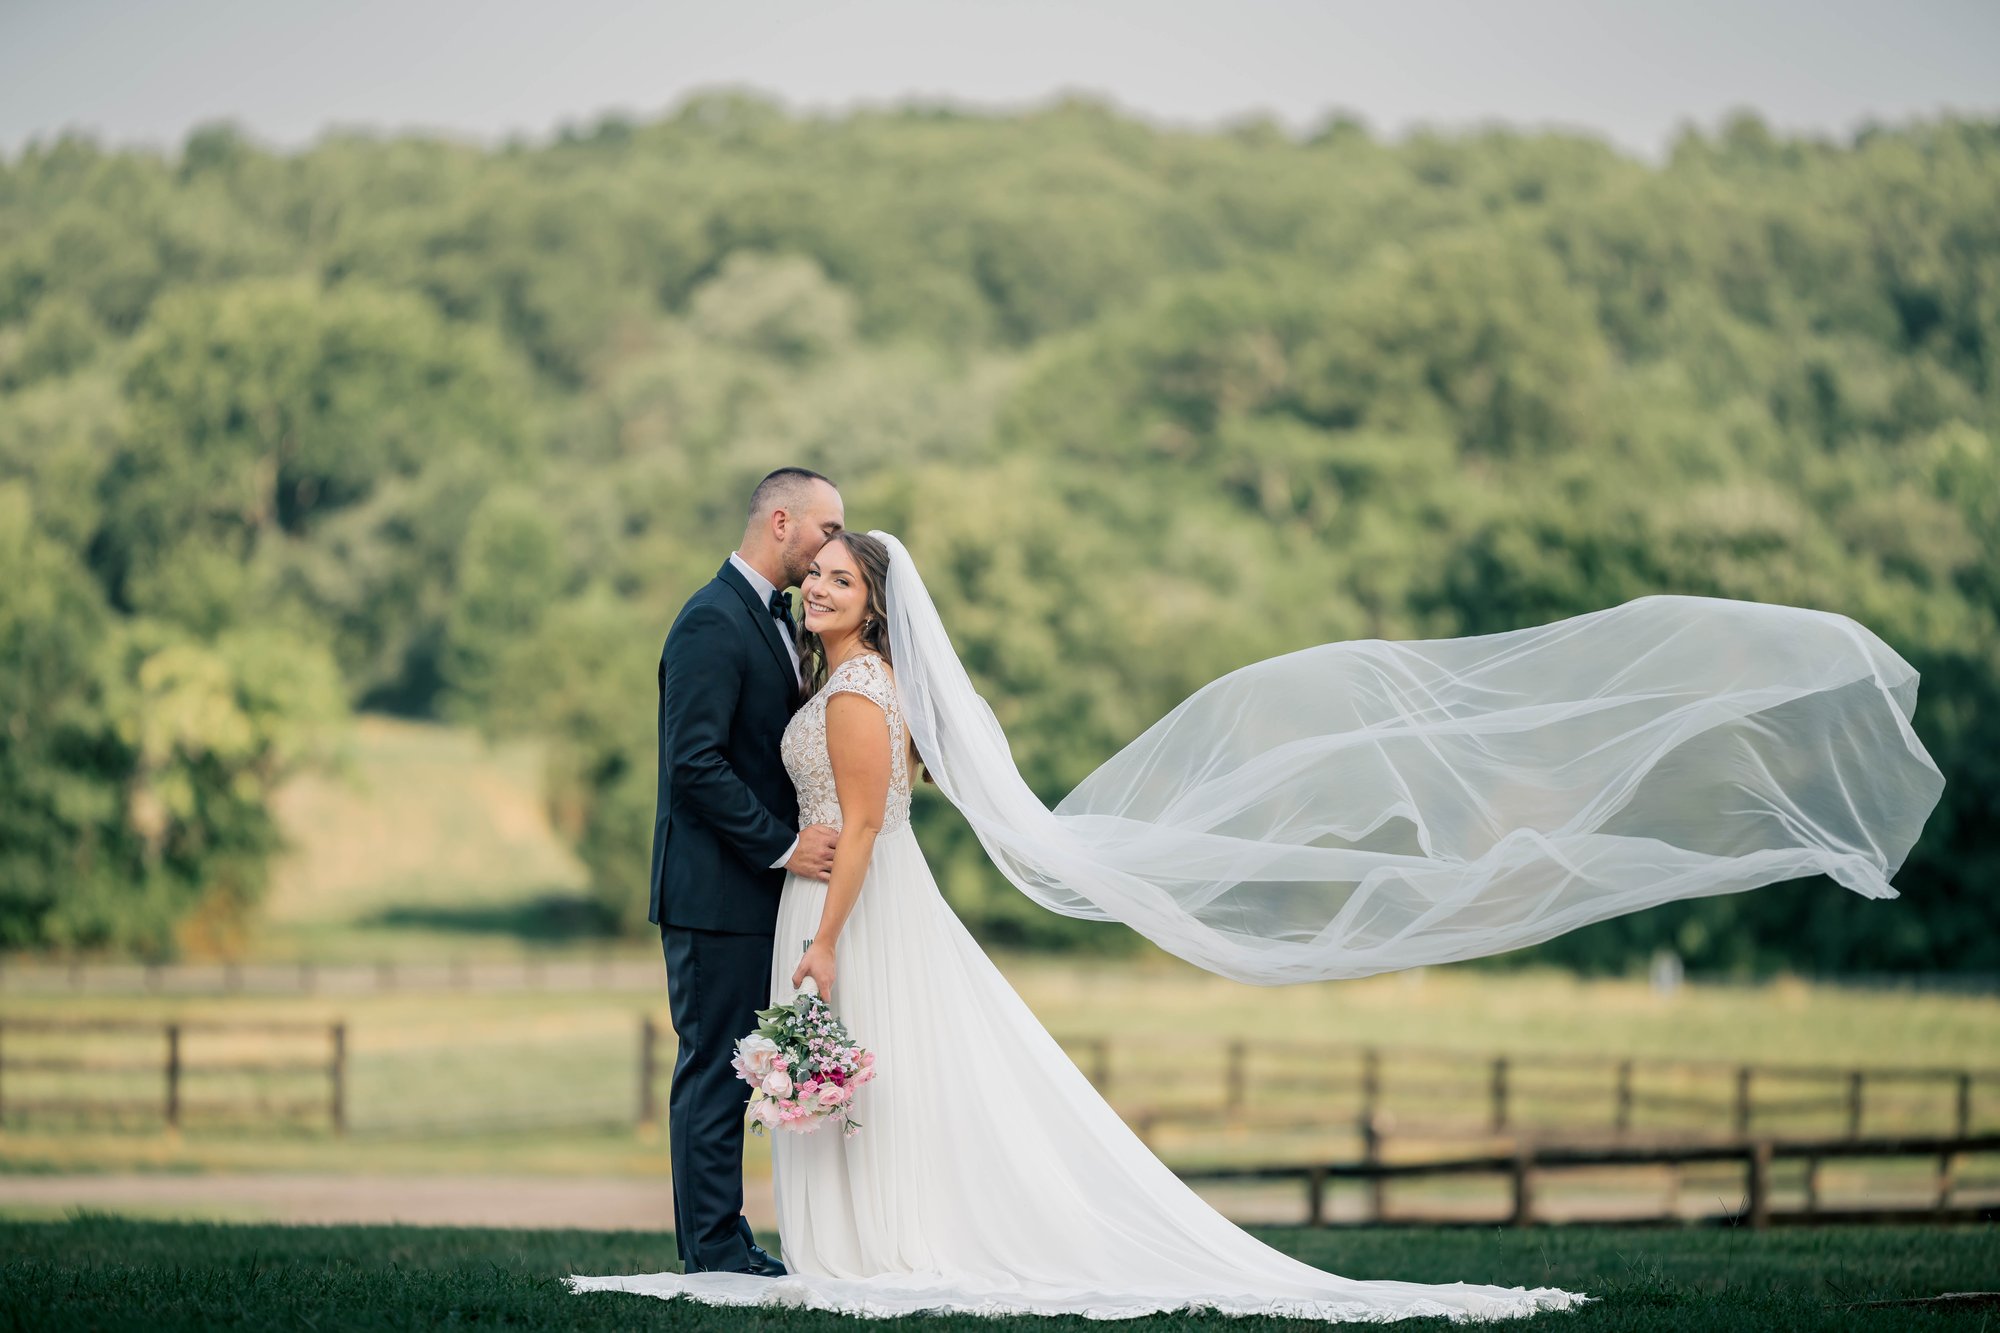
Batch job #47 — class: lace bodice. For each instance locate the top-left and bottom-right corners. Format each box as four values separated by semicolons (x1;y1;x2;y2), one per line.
781;652;912;834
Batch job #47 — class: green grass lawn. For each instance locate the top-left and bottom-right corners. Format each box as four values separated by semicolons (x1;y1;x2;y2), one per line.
4;1216;1995;1330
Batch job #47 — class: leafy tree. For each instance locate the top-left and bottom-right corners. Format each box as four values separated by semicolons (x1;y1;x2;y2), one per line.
1;105;1995;971
0;487;344;955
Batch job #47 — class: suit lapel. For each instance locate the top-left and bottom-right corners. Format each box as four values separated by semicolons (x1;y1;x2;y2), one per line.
716;561;799;698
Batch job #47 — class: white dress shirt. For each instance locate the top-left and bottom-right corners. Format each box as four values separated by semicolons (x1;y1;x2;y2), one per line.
729;551;802;870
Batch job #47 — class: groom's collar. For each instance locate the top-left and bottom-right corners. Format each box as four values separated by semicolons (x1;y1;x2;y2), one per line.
728;550;782;604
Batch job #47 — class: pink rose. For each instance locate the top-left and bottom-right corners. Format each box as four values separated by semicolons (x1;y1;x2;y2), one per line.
762;1070;793;1098
818;1084;848;1107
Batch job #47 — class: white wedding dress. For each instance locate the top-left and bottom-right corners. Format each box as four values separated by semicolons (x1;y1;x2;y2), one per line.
570;530;1939;1320
568;652;1588;1321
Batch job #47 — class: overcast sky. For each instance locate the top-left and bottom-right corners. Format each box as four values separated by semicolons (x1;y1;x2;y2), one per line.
3;0;1995;162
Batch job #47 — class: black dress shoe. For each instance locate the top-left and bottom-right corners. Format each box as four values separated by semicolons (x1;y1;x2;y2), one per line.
745;1243;788;1277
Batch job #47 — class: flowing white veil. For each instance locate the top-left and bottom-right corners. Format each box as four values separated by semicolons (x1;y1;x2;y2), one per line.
871;531;1945;985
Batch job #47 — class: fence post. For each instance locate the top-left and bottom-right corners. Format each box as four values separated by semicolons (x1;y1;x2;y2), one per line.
1734;1066;1753;1134
1490;1057;1510;1134
639;1017;659;1126
1746;1140;1771;1230
330;1023;347;1136
1614;1060;1633;1135
1305;1164;1327;1228
1225;1041;1246;1118
1509;1147;1535;1228
1361;1112;1386;1223
164;1023;181;1131
1361;1048;1380;1127
1847;1071;1864;1138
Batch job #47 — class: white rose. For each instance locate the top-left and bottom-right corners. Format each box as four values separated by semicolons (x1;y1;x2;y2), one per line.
762;1069;793;1098
734;1034;781;1081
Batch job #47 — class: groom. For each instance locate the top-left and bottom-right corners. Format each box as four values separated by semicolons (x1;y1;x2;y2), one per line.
651;466;845;1275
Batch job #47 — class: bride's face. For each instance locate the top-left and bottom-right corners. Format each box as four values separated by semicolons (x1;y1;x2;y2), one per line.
801;539;867;638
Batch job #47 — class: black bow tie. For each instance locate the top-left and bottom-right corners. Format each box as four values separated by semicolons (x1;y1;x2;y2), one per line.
768;588;795;634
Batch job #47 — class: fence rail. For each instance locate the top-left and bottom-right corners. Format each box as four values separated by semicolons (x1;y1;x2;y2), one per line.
0;1017;346;1134
1179;1131;2000;1229
1050;1034;1998;1145
14;1010;1997;1154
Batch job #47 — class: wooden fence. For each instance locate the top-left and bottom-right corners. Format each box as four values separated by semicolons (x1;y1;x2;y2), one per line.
0;1017;347;1134
1049;1034;1997;1145
1179;1131;2000;1229
628;1025;2000;1144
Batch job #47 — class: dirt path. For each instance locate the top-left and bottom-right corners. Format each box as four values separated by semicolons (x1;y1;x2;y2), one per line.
0;1173;762;1231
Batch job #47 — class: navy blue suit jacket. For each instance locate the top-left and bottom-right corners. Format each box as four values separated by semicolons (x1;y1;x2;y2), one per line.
648;560;803;933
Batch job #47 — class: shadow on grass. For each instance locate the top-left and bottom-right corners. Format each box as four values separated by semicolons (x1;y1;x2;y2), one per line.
361;892;616;944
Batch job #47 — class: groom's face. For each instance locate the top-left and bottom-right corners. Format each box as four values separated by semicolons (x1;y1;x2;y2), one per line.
778;480;846;588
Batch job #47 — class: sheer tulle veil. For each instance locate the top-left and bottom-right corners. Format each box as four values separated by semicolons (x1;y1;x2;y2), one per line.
870;530;1944;985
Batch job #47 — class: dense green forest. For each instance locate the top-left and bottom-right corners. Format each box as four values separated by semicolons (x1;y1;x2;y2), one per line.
2;95;1995;972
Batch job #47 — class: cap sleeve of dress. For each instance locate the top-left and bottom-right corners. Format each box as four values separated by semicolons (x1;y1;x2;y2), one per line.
825;653;895;716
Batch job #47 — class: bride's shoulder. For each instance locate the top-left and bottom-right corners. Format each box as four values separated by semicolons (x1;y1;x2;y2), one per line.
826;651;897;705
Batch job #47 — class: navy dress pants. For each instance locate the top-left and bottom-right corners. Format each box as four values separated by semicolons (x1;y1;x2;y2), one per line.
662;923;774;1272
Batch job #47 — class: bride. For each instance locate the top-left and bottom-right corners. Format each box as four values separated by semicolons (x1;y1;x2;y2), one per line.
569;530;1942;1321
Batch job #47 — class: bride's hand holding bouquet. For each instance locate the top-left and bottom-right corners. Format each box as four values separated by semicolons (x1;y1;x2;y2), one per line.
733;939;875;1138
791;938;837;1000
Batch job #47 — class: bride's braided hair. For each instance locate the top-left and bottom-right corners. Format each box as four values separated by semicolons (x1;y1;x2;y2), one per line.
797;531;933;783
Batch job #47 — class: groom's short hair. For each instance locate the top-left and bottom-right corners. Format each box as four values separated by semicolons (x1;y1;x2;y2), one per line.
749;466;835;519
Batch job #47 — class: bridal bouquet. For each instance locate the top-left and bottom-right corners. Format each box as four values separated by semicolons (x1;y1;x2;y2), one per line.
733;979;876;1138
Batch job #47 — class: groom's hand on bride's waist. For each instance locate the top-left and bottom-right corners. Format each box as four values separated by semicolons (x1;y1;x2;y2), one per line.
786;824;839;880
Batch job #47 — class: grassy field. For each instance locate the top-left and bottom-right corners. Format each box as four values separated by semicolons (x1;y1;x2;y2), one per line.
255;714;597;962
5;1215;1996;1331
5;964;1998;1173
4;715;1995;1220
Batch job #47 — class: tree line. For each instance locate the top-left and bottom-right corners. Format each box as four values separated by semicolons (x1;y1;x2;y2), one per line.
1;96;1994;972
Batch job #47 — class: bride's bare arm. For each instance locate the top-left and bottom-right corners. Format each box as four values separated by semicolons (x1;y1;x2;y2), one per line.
791;692;891;999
